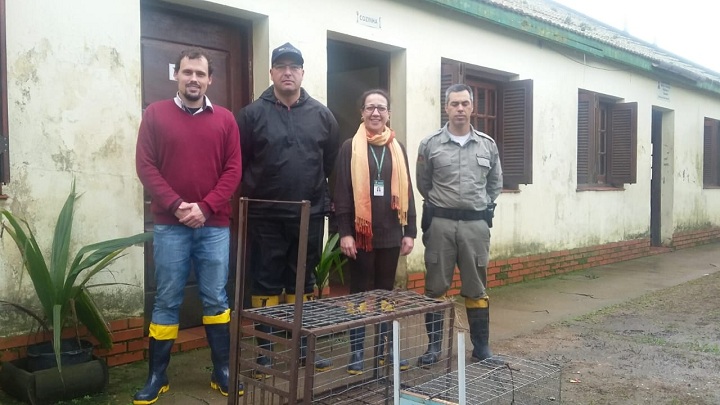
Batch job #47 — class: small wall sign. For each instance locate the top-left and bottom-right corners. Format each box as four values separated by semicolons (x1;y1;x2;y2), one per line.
357;11;381;28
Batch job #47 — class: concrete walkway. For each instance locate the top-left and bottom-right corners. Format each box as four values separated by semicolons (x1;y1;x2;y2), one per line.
490;243;719;341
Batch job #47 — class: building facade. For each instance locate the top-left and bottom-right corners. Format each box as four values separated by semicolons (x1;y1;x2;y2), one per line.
1;0;719;364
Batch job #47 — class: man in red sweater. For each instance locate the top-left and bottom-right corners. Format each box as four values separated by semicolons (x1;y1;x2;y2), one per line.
134;48;242;404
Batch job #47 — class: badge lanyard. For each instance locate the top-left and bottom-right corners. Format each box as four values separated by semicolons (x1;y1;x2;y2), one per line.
370;145;386;197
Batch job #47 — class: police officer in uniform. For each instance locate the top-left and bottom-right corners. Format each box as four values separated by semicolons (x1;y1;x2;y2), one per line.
415;83;502;365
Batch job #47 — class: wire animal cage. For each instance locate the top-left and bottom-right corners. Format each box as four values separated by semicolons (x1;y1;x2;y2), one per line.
228;198;455;405
400;354;562;405
237;289;455;404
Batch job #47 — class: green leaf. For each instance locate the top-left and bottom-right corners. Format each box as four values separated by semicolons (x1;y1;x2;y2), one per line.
1;211;55;319
52;304;63;373
313;233;347;298
50;180;77;298
75;289;112;349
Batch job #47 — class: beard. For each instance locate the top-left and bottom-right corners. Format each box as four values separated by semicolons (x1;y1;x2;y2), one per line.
182;90;202;102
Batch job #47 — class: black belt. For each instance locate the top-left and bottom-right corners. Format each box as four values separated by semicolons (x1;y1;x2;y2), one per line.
432;206;486;221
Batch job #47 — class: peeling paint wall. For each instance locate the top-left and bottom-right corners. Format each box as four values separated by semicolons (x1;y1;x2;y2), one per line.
0;0;144;335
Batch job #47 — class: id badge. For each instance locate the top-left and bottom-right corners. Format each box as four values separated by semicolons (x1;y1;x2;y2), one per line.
373;180;385;196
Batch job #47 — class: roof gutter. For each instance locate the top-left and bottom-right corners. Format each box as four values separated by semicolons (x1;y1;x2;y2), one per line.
419;0;720;96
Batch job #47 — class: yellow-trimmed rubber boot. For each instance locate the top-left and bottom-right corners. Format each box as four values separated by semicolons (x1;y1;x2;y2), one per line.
251;295;281;380
378;322;409;371
288;293;333;372
467;296;494;362
205;315;244;397
133;337;173;405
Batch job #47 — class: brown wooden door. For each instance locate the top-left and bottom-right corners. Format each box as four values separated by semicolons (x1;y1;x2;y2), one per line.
140;3;251;330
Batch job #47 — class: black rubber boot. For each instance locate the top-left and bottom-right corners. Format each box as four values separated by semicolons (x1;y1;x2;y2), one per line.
347;327;365;375
251;295;280;380
467;306;493;362
252;323;274;380
205;323;244;397
300;335;333;371
417;312;443;367
133;338;174;405
378;322;409;371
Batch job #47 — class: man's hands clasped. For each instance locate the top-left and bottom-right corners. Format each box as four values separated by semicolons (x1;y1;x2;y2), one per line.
175;202;207;229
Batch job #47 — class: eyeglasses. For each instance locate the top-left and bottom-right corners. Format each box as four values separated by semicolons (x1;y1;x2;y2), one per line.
272;63;303;72
363;105;388;114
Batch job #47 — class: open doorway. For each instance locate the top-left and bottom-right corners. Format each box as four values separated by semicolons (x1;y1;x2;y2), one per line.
327;40;390;146
651;109;662;246
327;39;391;294
650;107;674;248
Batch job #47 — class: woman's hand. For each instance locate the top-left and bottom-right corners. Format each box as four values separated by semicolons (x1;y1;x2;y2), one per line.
340;235;357;259
400;236;414;256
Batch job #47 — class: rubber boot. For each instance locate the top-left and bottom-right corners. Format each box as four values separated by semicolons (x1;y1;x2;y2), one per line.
205;323;244;397
378;322;409;371
251;295;280;380
287;293;333;372
468;308;492;361
133;338;173;405
300;335;333;371
417;312;443;367
252;323;274;380
347;327;365;375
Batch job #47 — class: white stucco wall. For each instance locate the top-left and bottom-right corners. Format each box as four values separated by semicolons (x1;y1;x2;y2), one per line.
1;0;719;333
0;0;145;333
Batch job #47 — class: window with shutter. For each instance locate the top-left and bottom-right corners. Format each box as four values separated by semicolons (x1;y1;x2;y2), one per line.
0;0;8;197
439;59;533;189
499;80;533;187
704;118;720;188
577;92;594;184
576;90;637;189
608;102;637;185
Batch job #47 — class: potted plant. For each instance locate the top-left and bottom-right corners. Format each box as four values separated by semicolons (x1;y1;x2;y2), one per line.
313;233;347;299
0;181;152;404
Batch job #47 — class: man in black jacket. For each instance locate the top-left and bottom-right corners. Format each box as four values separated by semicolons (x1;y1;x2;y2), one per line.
236;42;339;378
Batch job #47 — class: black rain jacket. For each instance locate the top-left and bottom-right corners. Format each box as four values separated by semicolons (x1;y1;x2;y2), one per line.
236;86;339;218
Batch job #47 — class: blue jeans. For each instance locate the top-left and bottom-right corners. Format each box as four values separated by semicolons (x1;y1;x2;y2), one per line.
151;225;230;325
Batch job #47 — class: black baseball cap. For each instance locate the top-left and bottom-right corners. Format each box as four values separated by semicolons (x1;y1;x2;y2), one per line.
271;42;304;66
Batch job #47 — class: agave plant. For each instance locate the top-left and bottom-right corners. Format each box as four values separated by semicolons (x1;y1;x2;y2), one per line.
0;181;152;372
313;233;347;299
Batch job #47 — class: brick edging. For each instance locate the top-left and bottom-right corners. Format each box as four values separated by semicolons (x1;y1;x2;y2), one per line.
2;227;719;368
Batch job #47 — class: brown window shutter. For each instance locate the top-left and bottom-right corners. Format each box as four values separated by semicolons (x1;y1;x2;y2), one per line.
704;118;720;187
704;119;713;186
577;92;595;185
608;102;638;185
498;79;533;186
440;59;461;126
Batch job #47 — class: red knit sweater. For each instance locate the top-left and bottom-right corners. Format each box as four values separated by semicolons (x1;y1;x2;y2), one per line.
136;99;242;227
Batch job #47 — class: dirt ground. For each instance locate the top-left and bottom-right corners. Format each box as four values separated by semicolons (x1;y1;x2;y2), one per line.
493;270;720;405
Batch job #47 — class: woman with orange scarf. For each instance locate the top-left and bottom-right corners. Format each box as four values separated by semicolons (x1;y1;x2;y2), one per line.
333;89;417;375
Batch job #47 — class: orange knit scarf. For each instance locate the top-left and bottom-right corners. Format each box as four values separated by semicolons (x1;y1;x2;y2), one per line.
350;123;409;251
